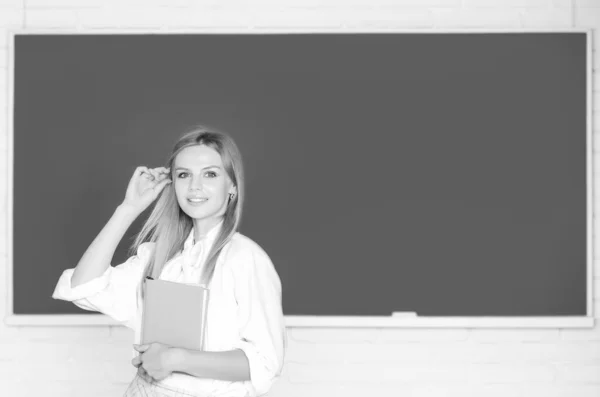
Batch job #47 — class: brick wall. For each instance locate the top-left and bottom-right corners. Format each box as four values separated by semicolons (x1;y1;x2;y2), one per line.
1;1;599;396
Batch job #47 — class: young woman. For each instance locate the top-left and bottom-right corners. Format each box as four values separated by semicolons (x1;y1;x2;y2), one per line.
52;125;286;397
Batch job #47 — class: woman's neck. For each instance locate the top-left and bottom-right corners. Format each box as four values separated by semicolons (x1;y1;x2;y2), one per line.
193;217;223;243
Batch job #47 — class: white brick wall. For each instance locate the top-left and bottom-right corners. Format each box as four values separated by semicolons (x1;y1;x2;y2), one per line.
1;1;600;396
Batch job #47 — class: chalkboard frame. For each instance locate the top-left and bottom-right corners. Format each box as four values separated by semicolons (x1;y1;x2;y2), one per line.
4;28;595;328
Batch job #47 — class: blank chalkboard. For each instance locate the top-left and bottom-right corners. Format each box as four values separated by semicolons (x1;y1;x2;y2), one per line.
11;32;589;319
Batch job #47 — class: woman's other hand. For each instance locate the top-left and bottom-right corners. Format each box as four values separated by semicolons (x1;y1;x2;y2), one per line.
122;166;171;214
132;342;175;382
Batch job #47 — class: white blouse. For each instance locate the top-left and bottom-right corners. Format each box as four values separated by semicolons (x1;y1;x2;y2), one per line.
52;221;287;397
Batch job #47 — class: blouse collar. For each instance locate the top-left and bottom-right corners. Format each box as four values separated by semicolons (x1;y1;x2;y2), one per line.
183;219;223;251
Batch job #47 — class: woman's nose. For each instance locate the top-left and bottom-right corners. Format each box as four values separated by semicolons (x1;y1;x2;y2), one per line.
189;176;204;191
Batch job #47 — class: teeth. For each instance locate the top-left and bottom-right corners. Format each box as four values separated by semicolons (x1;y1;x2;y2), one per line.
188;198;207;202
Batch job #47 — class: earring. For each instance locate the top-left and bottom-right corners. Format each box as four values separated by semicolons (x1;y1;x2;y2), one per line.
229;192;236;200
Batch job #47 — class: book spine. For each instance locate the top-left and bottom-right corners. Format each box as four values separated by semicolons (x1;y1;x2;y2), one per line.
200;289;210;350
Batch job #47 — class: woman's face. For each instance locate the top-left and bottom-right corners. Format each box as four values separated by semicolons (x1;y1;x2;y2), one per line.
173;145;236;226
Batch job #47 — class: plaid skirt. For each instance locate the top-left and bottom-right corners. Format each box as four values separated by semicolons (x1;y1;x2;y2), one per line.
123;371;199;397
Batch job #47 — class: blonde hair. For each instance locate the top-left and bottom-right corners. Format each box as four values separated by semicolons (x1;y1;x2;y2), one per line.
131;124;244;300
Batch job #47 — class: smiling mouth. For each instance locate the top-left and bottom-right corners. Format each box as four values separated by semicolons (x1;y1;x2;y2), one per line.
188;198;208;203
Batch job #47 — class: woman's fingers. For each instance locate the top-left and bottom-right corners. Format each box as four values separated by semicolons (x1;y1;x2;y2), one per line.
136;166;150;176
133;344;150;352
135;166;169;178
138;366;148;378
157;167;170;178
145;167;170;182
131;166;171;196
153;176;172;192
135;167;153;183
131;355;142;368
151;167;171;183
145;169;157;181
133;166;150;183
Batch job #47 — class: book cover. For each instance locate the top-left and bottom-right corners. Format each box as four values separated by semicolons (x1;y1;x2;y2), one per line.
141;278;209;351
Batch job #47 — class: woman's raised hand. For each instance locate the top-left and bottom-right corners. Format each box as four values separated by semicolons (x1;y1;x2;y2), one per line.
122;166;172;214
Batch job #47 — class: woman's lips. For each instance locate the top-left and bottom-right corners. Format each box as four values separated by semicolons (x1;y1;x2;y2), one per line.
187;198;208;205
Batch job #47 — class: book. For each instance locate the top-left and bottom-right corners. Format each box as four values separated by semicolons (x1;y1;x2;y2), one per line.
141;277;210;351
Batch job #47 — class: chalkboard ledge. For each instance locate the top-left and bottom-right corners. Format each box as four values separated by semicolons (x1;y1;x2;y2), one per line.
4;314;595;328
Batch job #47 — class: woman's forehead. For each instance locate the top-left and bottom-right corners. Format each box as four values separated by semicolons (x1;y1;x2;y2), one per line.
174;145;223;168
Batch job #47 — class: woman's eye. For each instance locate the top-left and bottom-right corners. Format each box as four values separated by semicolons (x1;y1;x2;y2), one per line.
176;171;217;178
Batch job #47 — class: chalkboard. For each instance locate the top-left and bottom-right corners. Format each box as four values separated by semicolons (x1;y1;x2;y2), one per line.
11;32;590;319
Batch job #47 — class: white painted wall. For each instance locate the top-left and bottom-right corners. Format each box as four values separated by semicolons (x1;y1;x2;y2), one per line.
1;1;599;396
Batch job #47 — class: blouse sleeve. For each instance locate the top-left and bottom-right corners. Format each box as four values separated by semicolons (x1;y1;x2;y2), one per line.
51;242;154;329
229;243;287;396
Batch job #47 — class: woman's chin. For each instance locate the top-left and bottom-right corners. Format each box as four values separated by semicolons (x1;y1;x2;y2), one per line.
182;206;225;221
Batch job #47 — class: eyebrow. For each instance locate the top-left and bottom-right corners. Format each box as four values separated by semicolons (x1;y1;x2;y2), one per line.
174;166;222;171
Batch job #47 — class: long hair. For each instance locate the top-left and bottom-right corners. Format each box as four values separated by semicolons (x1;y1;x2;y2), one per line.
131;124;244;301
